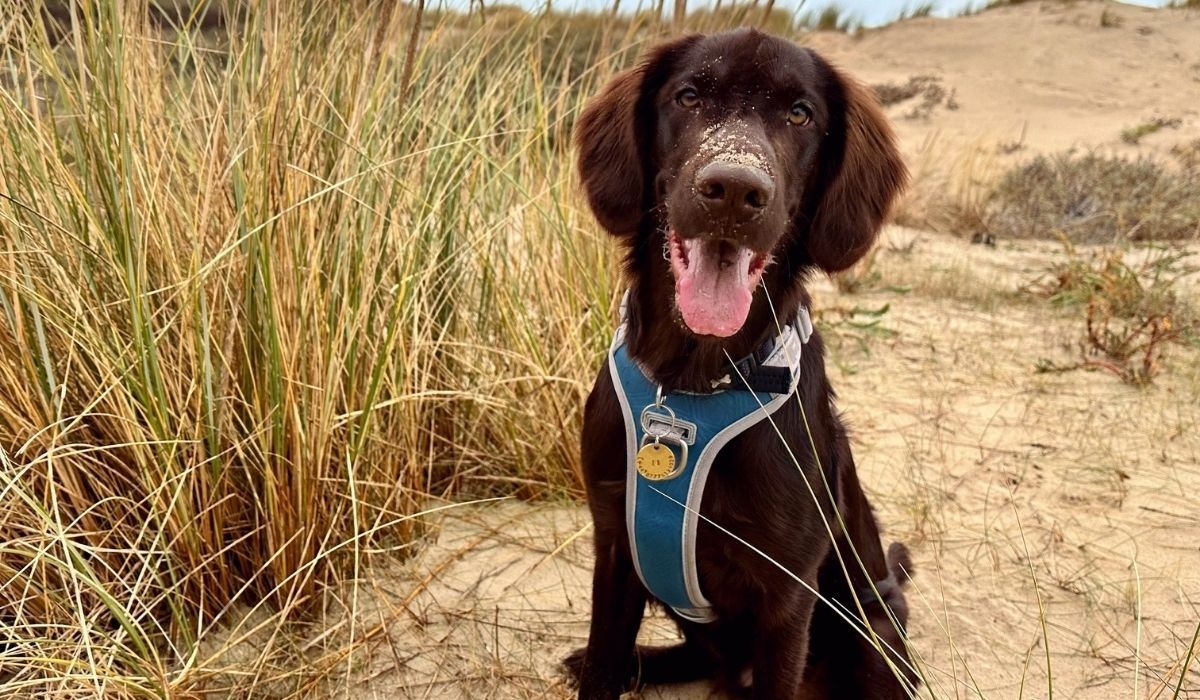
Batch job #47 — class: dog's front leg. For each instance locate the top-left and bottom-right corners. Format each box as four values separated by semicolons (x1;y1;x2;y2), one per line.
576;535;647;699
750;585;818;699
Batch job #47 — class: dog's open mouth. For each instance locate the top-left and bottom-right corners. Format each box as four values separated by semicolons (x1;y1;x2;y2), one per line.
668;230;770;337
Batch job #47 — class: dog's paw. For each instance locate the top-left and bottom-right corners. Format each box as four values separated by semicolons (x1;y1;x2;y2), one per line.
561;647;586;686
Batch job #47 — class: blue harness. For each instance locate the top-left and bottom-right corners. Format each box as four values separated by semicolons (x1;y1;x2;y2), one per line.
608;307;812;622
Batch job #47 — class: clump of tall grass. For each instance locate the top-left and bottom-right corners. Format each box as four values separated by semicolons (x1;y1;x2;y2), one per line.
797;4;861;33
682;4;797;34
892;2;935;22
0;1;630;693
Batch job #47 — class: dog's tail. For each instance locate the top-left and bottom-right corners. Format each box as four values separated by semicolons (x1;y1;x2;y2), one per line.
875;542;914;630
886;542;913;586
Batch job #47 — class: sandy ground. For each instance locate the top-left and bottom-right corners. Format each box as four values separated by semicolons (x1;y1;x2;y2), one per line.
211;3;1200;698
300;228;1199;699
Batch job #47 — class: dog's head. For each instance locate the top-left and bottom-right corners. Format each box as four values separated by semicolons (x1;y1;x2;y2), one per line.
576;29;906;338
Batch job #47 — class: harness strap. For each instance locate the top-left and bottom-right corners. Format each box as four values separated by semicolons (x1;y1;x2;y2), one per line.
716;310;815;393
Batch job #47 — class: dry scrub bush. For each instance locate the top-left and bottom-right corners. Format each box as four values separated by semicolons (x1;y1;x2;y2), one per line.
989;151;1200;243
872;75;956;120
1030;246;1199;384
906;146;1200;245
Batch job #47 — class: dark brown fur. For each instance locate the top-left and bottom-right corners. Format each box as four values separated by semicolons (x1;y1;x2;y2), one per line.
567;29;917;699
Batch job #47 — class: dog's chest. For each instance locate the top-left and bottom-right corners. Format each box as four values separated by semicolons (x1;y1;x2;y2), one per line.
695;436;833;589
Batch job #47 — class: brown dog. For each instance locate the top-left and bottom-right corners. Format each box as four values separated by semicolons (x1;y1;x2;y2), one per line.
565;29;917;699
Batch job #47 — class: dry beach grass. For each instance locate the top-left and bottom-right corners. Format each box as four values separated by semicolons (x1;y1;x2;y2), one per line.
0;1;1198;697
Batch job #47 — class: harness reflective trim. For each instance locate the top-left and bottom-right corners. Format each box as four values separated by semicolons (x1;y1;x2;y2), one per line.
608;312;811;623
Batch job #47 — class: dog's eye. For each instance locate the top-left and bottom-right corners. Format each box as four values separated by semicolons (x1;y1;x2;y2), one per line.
676;88;700;108
788;101;813;126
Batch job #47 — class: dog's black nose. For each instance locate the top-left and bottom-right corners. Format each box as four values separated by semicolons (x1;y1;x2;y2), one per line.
695;162;774;220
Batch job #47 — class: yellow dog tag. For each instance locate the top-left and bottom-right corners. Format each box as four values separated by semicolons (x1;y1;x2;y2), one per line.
636;442;676;480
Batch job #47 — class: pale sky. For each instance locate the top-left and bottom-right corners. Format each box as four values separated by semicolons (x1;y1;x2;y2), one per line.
467;0;1175;28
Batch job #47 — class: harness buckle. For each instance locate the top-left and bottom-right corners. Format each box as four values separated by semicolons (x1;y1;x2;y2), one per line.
732;353;758;379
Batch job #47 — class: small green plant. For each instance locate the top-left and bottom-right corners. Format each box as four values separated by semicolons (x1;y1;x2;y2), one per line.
817;303;895;374
1031;245;1199;384
1120;116;1181;145
834;247;883;293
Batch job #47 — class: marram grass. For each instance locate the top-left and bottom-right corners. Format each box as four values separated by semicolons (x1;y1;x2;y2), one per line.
0;1;632;693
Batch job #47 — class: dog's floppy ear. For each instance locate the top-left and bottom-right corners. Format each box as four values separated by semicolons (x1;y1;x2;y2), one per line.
575;36;700;236
807;67;907;273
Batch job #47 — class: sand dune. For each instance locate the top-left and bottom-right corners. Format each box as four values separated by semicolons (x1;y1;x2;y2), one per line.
806;0;1200;159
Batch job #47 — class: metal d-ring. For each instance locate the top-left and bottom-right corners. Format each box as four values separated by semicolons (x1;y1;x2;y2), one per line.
638;401;688;478
640;401;678;440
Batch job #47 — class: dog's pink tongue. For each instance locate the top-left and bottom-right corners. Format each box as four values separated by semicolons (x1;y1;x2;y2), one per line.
675;240;755;337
